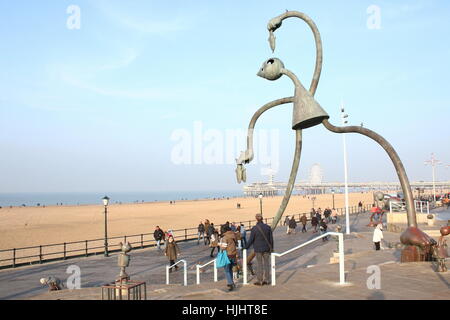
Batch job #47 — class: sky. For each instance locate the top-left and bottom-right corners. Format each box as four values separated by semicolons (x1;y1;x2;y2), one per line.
0;0;449;193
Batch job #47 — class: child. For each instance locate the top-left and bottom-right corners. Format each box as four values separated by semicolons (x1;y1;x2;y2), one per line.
165;235;180;272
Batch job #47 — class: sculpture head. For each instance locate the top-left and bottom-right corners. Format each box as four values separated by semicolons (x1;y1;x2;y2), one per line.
257;58;284;80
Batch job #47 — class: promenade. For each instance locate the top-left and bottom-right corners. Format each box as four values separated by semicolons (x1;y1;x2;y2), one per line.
1;208;449;300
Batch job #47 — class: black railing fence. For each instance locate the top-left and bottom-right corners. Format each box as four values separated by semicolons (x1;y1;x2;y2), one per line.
0;204;372;270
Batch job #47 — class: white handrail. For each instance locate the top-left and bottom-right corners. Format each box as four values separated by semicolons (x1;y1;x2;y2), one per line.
166;259;187;286
271;232;345;286
196;259;218;285
414;200;430;214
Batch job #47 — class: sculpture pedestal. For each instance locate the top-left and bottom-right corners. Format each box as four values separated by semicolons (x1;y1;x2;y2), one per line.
101;280;147;300
401;245;434;262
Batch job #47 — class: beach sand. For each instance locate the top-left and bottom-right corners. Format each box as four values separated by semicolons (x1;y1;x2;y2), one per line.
0;192;373;251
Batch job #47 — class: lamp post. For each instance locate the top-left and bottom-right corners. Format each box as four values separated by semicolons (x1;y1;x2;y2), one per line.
258;193;263;215
102;195;110;257
424;153;441;202
340;102;350;234
311;196;316;209
332;190;335;209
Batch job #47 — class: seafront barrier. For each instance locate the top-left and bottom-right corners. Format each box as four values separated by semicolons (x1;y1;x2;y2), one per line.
0;204;371;269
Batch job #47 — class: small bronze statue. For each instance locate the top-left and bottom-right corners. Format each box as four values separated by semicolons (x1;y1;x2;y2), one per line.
433;226;449;272
40;276;63;291
117;242;132;281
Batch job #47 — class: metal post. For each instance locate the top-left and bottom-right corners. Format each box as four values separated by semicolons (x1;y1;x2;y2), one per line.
13;248;16;268
271;253;276;286
141;234;144;248
85;240;88;257
260;197;263;215
39;245;42;263
338;233;345;284
420;201;423;213
166;266;169;285
185;229;187;241
243;249;248;285
63;243;66;260
196;265;200;285
427;201;430;214
213;260;218;282
183;261;187;286
104;206;109;257
341;106;350;235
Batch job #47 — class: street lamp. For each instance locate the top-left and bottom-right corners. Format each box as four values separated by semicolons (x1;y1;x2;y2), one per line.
332;189;335;209
102;195;110;257
424;153;442;202
340;103;350;235
258;193;263;215
311;196;316;208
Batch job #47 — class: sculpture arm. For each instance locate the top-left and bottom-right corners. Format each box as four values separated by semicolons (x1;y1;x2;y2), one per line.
236;96;294;165
235;96;294;184
267;11;322;96
321;118;417;228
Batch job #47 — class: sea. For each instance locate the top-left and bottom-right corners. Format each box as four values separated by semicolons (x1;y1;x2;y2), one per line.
0;190;244;207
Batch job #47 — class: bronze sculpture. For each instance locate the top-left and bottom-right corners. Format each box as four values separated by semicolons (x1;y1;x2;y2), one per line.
432;226;449;272
117;242;132;281
236;10;436;262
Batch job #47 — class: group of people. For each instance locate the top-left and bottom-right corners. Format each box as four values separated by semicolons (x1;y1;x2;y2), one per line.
154;214;273;291
283;207;338;240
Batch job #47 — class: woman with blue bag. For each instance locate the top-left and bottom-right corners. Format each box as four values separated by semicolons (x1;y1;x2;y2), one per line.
217;225;238;291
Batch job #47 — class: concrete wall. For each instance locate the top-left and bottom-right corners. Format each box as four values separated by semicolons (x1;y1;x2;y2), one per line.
386;212;433;224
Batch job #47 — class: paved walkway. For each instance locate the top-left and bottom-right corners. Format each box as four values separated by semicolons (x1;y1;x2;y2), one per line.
1;209;449;300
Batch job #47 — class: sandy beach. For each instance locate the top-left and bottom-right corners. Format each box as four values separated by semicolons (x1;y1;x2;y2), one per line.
0;192;374;251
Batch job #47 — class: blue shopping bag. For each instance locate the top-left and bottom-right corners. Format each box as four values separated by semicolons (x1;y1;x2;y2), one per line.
215;250;230;268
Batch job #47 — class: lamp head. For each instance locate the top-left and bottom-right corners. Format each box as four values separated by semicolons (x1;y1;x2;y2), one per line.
102;195;110;207
257;58;284;81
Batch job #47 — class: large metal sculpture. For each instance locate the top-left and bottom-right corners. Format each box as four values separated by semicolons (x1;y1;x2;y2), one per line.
235;10;436;262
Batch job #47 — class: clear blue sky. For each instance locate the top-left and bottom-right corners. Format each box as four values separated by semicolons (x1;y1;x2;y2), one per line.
0;0;449;193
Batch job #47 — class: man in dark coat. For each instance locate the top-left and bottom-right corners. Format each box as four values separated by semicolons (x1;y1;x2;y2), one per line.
153;226;165;251
245;214;273;286
197;222;205;245
288;216;297;234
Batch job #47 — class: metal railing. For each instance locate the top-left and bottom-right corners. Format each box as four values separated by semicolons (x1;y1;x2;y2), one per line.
0;203;371;270
195;259;217;285
166;259;187;286
271;231;345;286
414;200;430;214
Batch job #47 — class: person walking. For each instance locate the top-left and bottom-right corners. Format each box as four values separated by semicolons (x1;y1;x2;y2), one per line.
358;201;363;212
311;215;319;233
300;213;308;233
240;223;247;248
319;218;328;241
206;222;215;244
209;229;219;257
219;226;238;291
153;226;165;251
373;223;384;251
220;221;230;236
331;208;338;224
288;216;297;235
165;235;180;272
285;215;291;234
245;213;273;286
197;221;205;245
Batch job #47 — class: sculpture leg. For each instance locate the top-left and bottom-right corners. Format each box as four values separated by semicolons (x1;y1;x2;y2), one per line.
322;119;436;261
270;129;302;230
